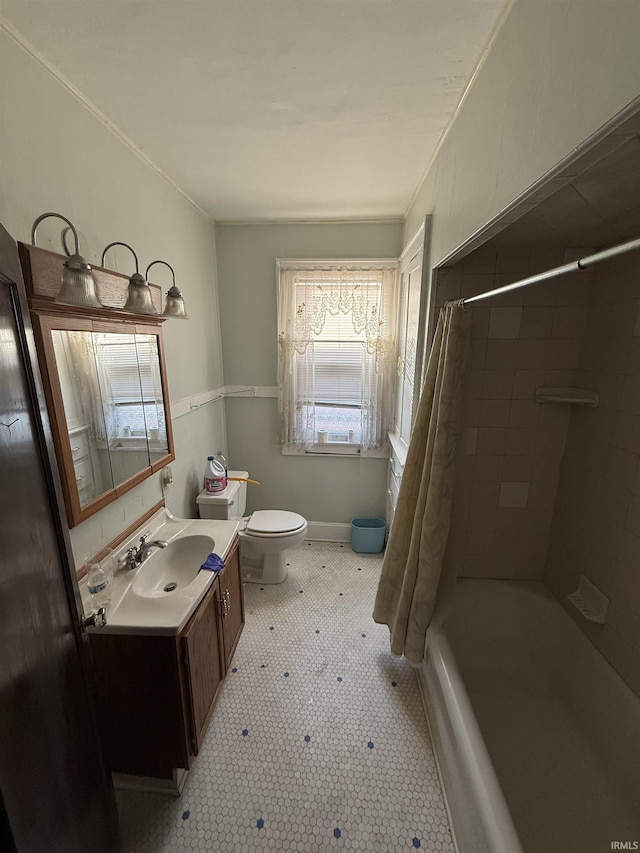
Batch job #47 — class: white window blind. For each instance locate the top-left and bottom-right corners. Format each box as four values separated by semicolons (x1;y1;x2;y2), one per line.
296;301;370;409
93;334;165;436
311;341;364;406
95;336;140;402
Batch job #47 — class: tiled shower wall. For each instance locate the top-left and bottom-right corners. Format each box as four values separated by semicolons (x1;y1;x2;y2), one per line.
436;246;593;580
544;252;640;697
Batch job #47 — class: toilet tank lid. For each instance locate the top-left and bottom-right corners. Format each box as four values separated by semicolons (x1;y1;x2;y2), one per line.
247;510;306;534
196;480;241;505
196;471;249;505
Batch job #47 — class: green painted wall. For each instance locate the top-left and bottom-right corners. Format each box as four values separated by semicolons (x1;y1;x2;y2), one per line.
216;221;403;522
0;31;225;563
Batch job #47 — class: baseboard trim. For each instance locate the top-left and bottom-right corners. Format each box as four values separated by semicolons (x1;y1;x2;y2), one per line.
306;521;351;542
112;768;188;797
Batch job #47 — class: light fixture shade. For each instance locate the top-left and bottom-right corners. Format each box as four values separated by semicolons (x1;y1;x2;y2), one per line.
145;260;189;320
56;255;104;308
102;241;157;316
31;212;105;309
162;285;189;319
123;272;157;315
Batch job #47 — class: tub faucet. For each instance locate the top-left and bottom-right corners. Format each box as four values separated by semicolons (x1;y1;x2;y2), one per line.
117;534;168;570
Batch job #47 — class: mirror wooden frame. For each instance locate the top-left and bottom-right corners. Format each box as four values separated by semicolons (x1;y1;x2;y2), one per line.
18;243;175;527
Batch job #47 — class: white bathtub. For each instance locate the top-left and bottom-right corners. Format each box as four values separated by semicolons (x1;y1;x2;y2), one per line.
421;579;640;853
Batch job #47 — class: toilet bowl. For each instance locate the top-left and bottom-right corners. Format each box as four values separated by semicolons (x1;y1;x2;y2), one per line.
238;510;307;584
196;471;307;584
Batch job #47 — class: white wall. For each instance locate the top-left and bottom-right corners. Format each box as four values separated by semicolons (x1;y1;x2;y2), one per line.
0;31;225;564
215;221;403;523
406;0;640;265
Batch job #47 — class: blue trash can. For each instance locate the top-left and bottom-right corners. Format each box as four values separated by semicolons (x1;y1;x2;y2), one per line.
351;517;386;553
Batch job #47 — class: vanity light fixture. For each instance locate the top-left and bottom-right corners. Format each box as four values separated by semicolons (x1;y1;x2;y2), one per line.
101;241;157;315
31;212;104;309
145;260;189;319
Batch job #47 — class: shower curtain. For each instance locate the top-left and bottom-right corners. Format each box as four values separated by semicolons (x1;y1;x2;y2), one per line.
373;303;472;664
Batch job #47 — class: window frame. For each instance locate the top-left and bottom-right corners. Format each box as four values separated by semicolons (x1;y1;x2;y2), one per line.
277;258;398;457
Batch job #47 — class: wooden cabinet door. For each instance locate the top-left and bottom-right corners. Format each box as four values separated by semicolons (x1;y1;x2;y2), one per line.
219;538;244;669
90;633;191;778
181;581;225;754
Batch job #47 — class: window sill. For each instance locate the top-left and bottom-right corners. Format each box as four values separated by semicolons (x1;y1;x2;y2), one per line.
101;438;166;452
282;442;389;458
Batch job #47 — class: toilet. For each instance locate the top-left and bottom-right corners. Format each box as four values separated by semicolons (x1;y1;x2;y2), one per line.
196;470;307;584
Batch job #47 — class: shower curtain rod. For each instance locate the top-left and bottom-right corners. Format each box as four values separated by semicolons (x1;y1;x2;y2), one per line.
458;234;640;306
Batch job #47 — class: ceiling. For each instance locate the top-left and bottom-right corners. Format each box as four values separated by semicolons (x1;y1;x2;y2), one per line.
2;0;507;220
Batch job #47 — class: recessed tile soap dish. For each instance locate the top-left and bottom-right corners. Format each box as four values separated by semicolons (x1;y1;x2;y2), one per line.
535;387;599;407
568;575;609;624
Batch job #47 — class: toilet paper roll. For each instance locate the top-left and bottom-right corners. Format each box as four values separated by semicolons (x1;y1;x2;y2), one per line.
317;430;328;444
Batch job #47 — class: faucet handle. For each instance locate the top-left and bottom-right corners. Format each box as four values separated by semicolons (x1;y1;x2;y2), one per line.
117;547;138;570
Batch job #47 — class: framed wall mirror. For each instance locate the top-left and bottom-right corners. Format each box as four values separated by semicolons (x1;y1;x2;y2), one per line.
32;314;174;526
19;242;175;528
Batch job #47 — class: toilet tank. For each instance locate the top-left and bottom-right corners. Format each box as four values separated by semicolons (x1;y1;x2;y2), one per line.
196;470;248;520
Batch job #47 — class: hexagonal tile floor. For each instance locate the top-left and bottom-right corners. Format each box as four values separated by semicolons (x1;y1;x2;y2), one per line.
116;541;455;852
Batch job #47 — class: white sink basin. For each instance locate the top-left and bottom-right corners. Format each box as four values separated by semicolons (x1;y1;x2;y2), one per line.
83;509;240;636
132;534;215;597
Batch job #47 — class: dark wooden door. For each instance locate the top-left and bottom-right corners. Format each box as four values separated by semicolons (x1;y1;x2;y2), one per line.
182;581;224;754
220;539;245;669
0;224;117;853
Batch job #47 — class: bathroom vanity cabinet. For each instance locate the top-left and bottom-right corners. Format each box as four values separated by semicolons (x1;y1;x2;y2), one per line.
89;536;244;783
183;536;244;753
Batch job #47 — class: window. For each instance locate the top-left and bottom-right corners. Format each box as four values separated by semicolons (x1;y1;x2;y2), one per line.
92;333;166;442
277;260;398;453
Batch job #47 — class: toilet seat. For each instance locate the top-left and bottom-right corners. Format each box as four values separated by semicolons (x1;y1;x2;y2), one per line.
245;510;306;537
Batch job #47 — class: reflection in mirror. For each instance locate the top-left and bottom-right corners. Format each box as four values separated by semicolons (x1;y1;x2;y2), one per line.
51;330;170;509
135;334;169;462
92;332;151;487
52;330;114;507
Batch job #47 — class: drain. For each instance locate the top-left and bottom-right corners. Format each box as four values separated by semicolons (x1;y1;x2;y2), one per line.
163;582;178;592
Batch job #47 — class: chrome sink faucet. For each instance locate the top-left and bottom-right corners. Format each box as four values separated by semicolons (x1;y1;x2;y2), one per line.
117;533;168;570
137;533;168;562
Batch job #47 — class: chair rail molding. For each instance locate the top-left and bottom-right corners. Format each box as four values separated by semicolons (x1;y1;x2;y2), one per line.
172;386;278;419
